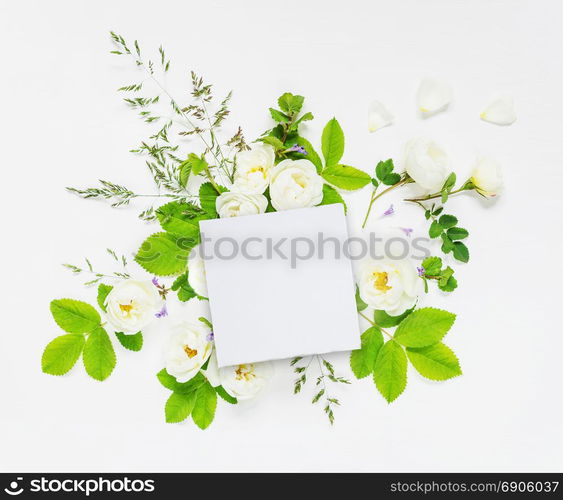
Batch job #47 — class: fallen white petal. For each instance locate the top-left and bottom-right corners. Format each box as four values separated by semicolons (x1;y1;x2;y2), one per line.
368;100;393;132
416;78;453;115
480;97;516;125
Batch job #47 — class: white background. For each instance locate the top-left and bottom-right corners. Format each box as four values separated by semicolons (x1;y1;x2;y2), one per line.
1;0;562;472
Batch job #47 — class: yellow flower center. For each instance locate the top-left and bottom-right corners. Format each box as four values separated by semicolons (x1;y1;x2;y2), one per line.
119;303;134;314
183;345;198;358
235;364;256;381
249;165;266;178
372;271;392;292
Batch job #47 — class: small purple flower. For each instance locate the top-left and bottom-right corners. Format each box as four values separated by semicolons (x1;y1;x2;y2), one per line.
383;204;395;217
399;227;413;237
155;303;168;318
152;277;159;287
206;331;214;342
285;144;308;155
417;267;425;277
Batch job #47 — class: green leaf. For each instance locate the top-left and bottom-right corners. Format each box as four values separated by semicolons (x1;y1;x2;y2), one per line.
192;382;217;430
260;136;284;150
438;214;458;229
322;165;371;190
292;111;314;129
83;327;116;381
442;172;456;191
41;333;85;376
447;227;469;241
156;201;205;239
319;184;347;213
375;159;393;181
269;108;290;123
374;306;415;328
97;284;113;312
321;118;345;167
373;341;408;403
179;160;191;188
291;136;322;173
156;369;206;394
171;271;202;301
452;241;470;263
394;307;456;348
188;153;208;176
165;391;197;423
441;233;454;253
216;385;238;404
382;172;401;186
115;331;143;351
429;220;443;238
406;343;462;381
50;299;101;334
277;92;304;114
199;182;222;217
438;274;458;292
421;256;442;276
135;232;193;276
350;327;384;379
355;285;367;312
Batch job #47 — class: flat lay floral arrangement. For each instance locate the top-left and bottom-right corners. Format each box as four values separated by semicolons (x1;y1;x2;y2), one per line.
41;33;509;428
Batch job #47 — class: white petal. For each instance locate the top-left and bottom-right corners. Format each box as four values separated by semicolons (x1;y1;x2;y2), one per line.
480;97;516;126
368;100;393;132
416;78;452;115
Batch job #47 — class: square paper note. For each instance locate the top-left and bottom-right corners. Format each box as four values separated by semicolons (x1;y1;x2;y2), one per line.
199;204;360;367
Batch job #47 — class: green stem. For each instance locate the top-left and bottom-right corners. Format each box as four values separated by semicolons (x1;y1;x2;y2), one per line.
361;179;409;229
404;186;470;204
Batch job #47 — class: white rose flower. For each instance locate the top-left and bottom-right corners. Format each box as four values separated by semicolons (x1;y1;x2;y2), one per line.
233;144;275;194
404;138;449;192
269;159;323;210
219;362;273;401
187;246;208;297
358;259;421;316
216;192;268;218
471;156;503;198
165;320;214;383
104;279;162;334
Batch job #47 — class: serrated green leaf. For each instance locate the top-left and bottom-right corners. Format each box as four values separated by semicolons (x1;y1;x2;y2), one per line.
382;172;401;186
373;341;407;403
452;241;470;263
443;172;456;190
192;382;217;429
374;306;414;328
438;275;458;292
135;232;193;276
394;307;456;347
439;214;458;229
156;369;206;394
375;159;393;181
429;220;443;238
97;284;113;312
269;108;290;122
319;184;347;213
179;160;191;188
441;232;454;253
50;299;101;334
156;201;205;239
321;118;345;167
406;343;462;380
421;256;442;276
199;182;221;217
321;164;370;190
447;227;469;241
350;327;384;379
171;271;202;301
292;111;314;129
278;92;304;113
115;331;143;351
83;327;116;381
165;391;197;423
41;333;85;376
216;385;238;404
